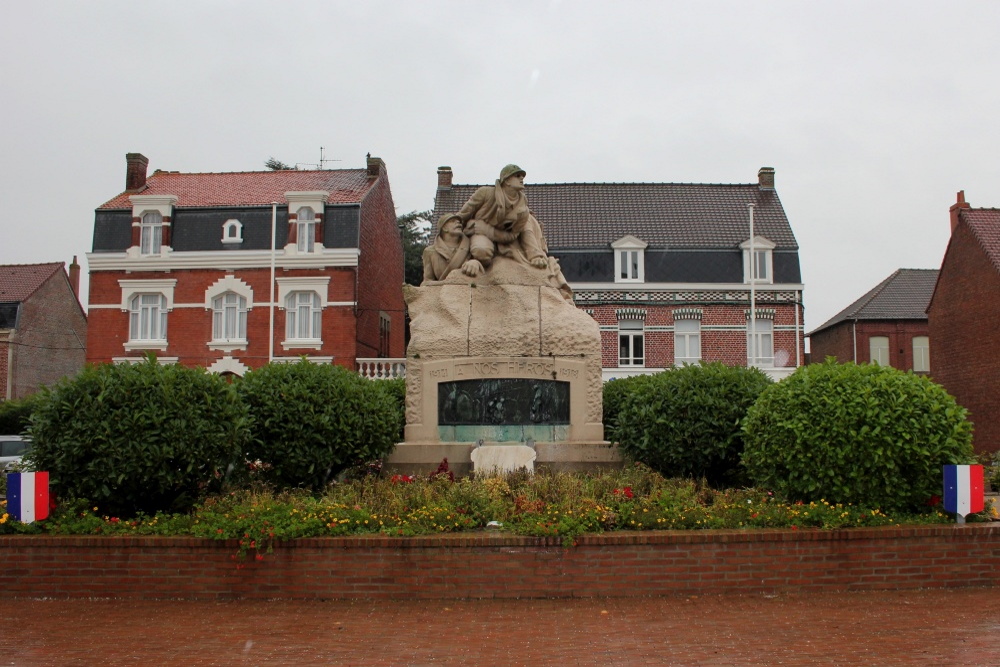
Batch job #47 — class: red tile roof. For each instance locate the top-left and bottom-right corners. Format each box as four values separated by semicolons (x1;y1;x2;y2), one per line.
808;268;939;335
0;263;63;303
98;169;375;209
961;209;1000;273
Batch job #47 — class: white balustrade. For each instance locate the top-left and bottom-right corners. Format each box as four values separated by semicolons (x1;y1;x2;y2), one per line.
356;358;406;380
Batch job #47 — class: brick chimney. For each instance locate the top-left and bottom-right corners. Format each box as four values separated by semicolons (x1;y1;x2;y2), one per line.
758;167;775;190
949;190;970;233
437;166;453;189
68;256;80;298
366;155;385;179
126;153;149;191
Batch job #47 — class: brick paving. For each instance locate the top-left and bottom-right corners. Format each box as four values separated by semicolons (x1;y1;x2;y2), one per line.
1;588;999;665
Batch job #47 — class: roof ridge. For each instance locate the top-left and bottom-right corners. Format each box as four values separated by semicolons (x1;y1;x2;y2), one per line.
149;168;365;176
451;181;760;188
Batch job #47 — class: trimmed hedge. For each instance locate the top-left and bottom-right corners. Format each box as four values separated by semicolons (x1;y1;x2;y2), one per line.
237;360;399;491
0;393;42;435
25;358;249;516
742;361;974;511
610;363;772;485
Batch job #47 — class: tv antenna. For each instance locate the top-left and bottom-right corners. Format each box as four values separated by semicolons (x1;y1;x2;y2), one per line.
295;147;341;170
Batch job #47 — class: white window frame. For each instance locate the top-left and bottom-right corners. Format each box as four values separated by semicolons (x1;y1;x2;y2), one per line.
128;194;177;259
128;293;168;349
611;235;648;283
747;318;774;368
119;279;176;352
205;275;253;352
212;292;247;343
222;219;243;244
296;206;316;253
284;291;322;344
740;236;775;284
912;336;929;372
674;318;701;365
618;319;645;367
870;336;890;366
140;211;162;256
284;191;328;255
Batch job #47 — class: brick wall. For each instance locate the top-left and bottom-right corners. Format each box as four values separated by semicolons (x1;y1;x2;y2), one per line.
2;526;997;599
810;320;930;371
10;270;87;398
928;221;1000;454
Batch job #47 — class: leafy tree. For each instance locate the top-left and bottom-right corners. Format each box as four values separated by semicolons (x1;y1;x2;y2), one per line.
265;157;294;170
742;360;974;511
398;210;432;286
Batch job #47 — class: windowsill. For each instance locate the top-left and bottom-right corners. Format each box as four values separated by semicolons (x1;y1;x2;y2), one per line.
113;356;179;365
208;340;248;352
124;340;168;352
281;339;323;351
615;278;644;284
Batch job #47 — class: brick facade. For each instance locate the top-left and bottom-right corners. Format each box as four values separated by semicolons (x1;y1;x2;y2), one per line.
810;319;930;371
2;526;998;600
928;209;1000;454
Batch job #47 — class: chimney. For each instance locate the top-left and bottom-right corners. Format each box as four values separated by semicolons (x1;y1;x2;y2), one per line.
366;155;385;179
126;153;149;191
758;167;775;190
437;166;453;189
68;256;80;298
949;190;970;233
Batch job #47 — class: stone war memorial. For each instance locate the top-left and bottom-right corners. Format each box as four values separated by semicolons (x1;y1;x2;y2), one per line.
387;164;621;476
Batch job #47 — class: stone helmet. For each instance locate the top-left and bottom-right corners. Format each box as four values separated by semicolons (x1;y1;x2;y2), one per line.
435;213;462;235
498;164;526;183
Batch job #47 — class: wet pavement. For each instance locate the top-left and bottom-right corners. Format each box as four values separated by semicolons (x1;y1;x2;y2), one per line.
1;588;999;665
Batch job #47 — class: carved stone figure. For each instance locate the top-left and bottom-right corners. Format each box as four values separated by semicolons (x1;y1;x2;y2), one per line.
421;213;470;283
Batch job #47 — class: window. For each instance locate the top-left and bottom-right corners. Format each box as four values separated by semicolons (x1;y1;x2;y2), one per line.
611;236;647;283
379;312;391;357
222;219;243;244
747;319;774;367
741;236;775;284
212;292;247;342
140;211;162;255
913;336;929;372
619;250;639;281
870;336;890;366
674;319;701;365
618;319;644;366
296;207;316;253
285;291;321;340
129;294;167;342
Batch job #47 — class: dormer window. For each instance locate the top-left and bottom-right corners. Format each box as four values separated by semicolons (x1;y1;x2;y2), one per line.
611;235;648;283
222;219;243;244
296;207;316;253
741;236;775;284
140;211;162;255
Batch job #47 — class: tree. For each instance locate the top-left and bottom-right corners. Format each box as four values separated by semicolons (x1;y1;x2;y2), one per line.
398;210;432;286
265;157;294;170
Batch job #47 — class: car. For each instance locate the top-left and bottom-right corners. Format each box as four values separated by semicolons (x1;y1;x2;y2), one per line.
0;435;30;471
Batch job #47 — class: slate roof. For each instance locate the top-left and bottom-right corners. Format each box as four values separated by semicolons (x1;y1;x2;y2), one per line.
808;268;939;336
433;181;797;250
959;208;1000;273
0;263;63;304
98;169;375;210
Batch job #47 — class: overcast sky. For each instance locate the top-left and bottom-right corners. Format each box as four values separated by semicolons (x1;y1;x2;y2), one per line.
2;1;998;337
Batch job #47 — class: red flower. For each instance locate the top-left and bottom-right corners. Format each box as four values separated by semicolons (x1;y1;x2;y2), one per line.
926;495;941;507
255;554;264;562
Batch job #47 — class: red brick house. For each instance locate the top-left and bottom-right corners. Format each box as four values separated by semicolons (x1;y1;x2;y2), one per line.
808;268;937;373
432;166;804;380
0;261;88;400
86;154;404;376
927;192;1000;454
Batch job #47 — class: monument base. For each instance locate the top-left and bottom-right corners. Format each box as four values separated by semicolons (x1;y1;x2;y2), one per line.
385;440;623;478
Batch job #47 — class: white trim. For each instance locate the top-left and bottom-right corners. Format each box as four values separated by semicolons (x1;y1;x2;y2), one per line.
221;219;243;244
270;356;334;364
284;191;329;209
611;235;648;284
280;339;323;351
87;248;359;272
569;281;804;291
206;356;249;376
208;341;247;352
88;300;357;310
129;194;178;218
740;236;775;285
123;340;168;352
118;279;177;311
276;276;330;307
112;356;179;365
204;275;253;309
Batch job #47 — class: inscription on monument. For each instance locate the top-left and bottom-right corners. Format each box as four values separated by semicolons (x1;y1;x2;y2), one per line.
438;378;570;426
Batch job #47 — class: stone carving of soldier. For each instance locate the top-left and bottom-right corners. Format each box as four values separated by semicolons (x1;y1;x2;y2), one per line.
422;213;470;283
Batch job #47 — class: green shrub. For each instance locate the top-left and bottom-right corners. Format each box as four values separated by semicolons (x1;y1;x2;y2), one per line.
0;393;43;435
741;361;974;511
237;360;399;491
612;363;773;485
377;376;406;442
603;374;656;439
25;358;249;516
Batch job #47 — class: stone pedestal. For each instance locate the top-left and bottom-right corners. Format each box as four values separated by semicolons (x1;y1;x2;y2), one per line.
386;256;622;477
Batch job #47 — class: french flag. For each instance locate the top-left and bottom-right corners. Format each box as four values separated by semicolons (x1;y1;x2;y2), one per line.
943;465;984;518
6;472;50;523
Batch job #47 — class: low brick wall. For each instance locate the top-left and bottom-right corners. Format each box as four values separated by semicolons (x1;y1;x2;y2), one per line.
2;525;999;600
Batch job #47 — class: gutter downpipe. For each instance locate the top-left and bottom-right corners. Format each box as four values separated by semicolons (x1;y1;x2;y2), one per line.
795;290;801;367
269;202;277;363
852;318;858;363
748;204;756;368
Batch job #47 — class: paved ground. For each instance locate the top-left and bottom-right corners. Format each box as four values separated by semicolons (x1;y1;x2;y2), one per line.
1;588;999;665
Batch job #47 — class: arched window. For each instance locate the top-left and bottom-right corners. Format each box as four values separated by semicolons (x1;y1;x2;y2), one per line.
285;291;321;340
140;211;163;255
129;293;167;341
212;292;247;341
296;207;315;253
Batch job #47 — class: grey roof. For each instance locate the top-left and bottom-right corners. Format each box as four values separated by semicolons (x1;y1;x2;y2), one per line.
433;181;798;250
809;268;939;336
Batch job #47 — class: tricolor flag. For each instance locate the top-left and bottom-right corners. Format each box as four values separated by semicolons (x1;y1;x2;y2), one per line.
6;471;50;523
943;465;984;518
